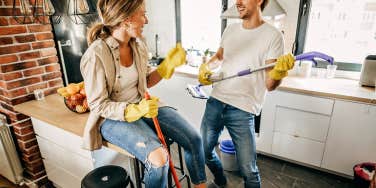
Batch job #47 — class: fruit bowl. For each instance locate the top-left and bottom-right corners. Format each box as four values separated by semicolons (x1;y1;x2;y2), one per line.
58;82;89;114
64;95;89;113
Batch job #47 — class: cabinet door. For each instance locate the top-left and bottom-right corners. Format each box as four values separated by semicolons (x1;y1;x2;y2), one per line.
272;132;325;167
322;100;376;176
274;106;330;142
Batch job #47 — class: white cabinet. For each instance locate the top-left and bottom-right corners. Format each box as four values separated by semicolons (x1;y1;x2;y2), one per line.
31;118;133;188
259;90;334;167
321;100;376;176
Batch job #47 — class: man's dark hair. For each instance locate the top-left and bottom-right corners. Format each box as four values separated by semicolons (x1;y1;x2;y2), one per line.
261;0;269;11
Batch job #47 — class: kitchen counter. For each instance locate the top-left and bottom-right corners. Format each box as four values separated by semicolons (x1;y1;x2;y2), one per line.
174;65;376;104
14;95;133;157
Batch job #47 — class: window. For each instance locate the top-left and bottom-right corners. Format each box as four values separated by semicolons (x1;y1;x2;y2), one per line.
180;0;223;52
295;0;376;71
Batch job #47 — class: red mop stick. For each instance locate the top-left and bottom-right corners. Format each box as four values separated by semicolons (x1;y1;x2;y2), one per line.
144;92;181;188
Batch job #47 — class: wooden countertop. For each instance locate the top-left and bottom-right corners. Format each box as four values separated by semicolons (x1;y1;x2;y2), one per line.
14;94;133;157
175;65;376;104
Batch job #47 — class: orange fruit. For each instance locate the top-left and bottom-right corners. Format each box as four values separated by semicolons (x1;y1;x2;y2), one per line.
66;84;80;95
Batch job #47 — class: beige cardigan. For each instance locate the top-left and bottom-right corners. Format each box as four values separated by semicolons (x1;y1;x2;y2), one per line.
80;36;150;150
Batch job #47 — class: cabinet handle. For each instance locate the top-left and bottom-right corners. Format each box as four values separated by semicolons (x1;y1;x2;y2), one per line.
293;134;299;138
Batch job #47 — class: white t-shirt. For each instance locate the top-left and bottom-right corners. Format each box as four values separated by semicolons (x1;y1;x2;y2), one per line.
211;22;284;115
114;62;142;103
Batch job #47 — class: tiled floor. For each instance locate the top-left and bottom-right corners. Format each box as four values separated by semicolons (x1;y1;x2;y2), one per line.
1;146;355;188
170;144;355;188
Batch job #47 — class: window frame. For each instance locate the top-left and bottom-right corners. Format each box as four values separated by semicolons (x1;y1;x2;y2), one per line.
294;0;363;72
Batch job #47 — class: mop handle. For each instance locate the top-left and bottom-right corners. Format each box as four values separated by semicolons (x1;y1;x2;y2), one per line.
144;92;181;188
232;51;334;78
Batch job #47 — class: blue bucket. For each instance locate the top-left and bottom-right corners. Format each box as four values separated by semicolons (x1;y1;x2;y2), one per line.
219;140;239;171
219;140;236;154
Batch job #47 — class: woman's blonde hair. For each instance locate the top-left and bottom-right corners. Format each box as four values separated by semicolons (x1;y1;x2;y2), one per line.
87;0;144;45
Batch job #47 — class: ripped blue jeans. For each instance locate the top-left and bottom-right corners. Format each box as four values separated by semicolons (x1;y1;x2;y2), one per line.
101;107;207;187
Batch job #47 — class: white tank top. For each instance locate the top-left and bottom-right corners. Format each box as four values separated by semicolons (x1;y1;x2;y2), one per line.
115;62;142;103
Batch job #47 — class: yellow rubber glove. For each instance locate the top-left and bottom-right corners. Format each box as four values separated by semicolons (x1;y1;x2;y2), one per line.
268;53;295;80
198;62;213;85
157;43;186;79
124;97;159;122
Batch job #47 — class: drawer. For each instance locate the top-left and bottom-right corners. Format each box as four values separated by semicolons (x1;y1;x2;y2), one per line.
44;159;81;188
274;106;330;142
272;132;325;167
31;118;92;159
37;136;94;179
273;91;334;115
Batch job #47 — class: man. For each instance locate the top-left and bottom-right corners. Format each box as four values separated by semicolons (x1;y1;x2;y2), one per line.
199;0;294;187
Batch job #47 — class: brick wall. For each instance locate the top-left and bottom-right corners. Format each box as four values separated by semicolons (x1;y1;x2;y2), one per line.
0;0;63;183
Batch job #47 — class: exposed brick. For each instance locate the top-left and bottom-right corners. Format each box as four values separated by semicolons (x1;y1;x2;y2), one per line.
0;17;8;26
2;110;30;123
3;0;19;6
9;17;33;25
42;72;61;81
26;82;47;93
0;55;18;64
0;8;17;16
3;88;27;98
24;170;46;181
15;34;36;43
14;125;34;135
15;132;36;142
0;80;6;88
21;145;39;155
0;43;30;55
28;25;51;33
40;48;56;57
43;87;58;96
35;32;53;41
31;40;54;49
12;119;32;128
22;152;41;163
37;56;58;65
0;101;14;111
0;37;13;45
34;16;50;25
45;63;60;72
0;25;26;35
24;159;44;174
1;61;37;73
19;51;40;61
6;76;42;90
10;93;35;105
48;79;63;88
3;71;23;81
23;67;44;77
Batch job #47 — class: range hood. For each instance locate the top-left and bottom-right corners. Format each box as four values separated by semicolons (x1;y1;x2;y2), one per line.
221;0;286;19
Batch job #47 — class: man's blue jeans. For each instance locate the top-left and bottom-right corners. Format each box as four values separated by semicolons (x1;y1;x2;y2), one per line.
201;97;261;188
101;107;207;188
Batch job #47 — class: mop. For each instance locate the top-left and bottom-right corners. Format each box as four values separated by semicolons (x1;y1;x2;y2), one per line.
144;92;182;188
187;51;334;99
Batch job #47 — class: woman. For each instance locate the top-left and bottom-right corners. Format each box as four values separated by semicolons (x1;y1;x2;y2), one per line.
80;0;207;187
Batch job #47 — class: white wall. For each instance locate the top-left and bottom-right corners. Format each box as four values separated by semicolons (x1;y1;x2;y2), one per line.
144;0;300;56
144;0;176;57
